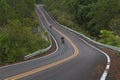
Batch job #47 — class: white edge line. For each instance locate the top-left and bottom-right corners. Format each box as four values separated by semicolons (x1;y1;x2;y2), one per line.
0;9;59;70
78;36;110;80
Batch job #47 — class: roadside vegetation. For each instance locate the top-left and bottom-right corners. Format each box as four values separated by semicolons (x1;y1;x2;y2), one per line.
0;0;50;65
37;0;120;48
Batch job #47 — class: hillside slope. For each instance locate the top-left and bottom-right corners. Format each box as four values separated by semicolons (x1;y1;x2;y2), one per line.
0;0;50;65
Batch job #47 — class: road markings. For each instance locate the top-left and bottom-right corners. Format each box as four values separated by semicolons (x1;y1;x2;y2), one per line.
5;7;79;80
40;5;111;80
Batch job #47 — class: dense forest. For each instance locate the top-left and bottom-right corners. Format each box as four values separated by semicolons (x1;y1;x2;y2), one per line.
37;0;120;47
0;0;50;64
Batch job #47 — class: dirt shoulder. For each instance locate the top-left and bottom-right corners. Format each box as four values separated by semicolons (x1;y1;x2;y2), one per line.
88;45;120;80
100;47;120;80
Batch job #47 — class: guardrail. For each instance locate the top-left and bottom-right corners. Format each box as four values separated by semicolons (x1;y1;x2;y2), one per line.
24;8;53;60
61;25;120;52
24;41;52;60
49;11;120;52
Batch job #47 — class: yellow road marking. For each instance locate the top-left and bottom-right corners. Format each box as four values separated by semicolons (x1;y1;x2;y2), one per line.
5;7;79;80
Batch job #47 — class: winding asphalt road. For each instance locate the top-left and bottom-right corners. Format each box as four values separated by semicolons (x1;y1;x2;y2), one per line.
0;5;107;80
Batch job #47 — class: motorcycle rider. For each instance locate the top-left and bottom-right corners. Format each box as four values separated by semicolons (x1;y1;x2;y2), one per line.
49;24;52;28
61;36;65;44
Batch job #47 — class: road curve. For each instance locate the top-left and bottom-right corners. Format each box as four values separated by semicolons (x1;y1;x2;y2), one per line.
0;5;107;80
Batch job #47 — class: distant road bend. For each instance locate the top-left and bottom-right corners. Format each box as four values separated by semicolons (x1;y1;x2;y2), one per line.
0;5;107;80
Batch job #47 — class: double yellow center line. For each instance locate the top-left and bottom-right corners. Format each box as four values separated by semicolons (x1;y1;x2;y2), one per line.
5;7;79;80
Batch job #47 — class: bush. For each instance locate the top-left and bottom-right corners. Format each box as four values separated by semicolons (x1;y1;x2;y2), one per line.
99;30;120;47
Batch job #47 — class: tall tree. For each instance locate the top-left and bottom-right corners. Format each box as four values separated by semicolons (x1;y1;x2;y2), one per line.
88;0;120;36
0;0;12;26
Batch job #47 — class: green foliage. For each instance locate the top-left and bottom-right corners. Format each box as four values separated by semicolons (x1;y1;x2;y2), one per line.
87;0;120;36
110;18;120;35
99;30;120;47
0;0;50;64
44;31;49;36
76;5;90;25
36;0;42;3
41;0;85;33
0;0;12;26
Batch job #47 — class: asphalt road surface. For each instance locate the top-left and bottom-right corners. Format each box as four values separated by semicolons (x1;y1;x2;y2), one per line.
0;5;107;80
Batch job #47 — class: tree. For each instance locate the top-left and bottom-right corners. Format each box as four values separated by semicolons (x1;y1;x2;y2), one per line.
25;0;36;10
87;0;120;36
99;30;120;47
0;0;12;26
0;0;50;64
110;18;120;35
